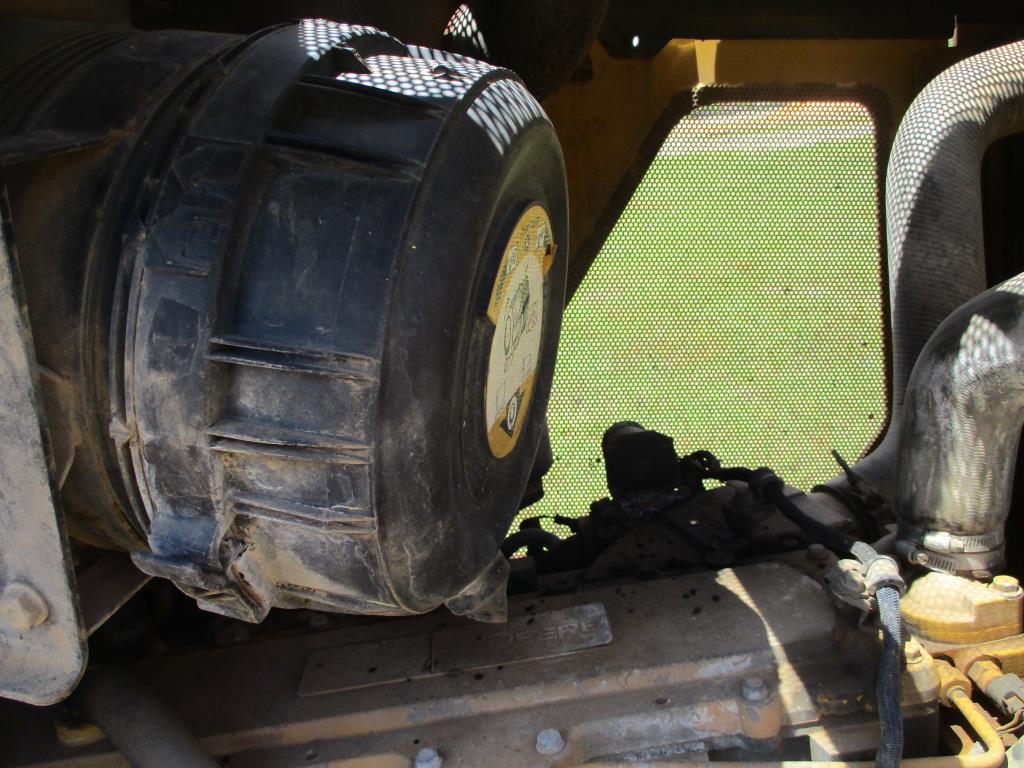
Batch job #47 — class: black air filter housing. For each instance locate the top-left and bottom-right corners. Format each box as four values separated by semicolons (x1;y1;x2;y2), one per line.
0;20;567;622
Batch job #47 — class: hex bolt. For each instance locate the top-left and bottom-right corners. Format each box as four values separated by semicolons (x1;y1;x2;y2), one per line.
991;575;1023;598
741;677;769;702
904;641;924;664
0;582;49;630
807;542;828;561
413;747;443;768
535;728;565;756
911;550;930;566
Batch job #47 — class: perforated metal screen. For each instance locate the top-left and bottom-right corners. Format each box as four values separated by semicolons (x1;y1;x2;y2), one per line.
523;94;888;535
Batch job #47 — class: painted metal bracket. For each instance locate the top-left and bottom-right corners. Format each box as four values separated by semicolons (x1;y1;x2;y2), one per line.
0;195;86;705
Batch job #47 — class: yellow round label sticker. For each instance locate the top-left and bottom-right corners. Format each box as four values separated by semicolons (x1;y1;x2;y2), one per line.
485;204;554;458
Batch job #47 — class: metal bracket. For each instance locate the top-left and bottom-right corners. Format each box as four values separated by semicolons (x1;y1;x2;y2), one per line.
0;195;86;704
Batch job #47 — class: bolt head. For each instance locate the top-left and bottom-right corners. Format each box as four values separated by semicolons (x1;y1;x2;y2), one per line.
0;583;49;630
741;677;769;702
535;728;565;756
904;641;924;664
991;575;1022;598
414;747;443;768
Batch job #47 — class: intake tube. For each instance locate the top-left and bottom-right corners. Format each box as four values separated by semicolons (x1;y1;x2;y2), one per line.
843;40;1024;501
74;666;218;768
896;274;1024;574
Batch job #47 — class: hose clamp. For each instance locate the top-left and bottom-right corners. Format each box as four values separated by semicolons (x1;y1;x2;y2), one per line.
863;554;906;595
921;529;1004;554
895;532;1005;577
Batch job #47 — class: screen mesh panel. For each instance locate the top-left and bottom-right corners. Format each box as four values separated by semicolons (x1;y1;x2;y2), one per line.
524;96;888;535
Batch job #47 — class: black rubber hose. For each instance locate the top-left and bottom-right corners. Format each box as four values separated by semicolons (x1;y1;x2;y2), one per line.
763;482;859;555
712;467;754;483
830;40;1024;503
810;481;882;542
875;585;904;768
897;275;1024;548
74;666;218;768
709;464;859;554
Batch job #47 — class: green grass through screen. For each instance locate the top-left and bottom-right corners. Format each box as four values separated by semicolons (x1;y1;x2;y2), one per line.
523;102;887;534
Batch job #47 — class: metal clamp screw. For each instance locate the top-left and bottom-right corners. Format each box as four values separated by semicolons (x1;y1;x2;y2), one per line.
0;582;49;630
413;747;443;768
536;728;565;756
741;677;769;702
863;554;906;596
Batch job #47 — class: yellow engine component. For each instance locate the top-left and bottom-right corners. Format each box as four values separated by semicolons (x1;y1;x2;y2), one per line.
901;573;1023;644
